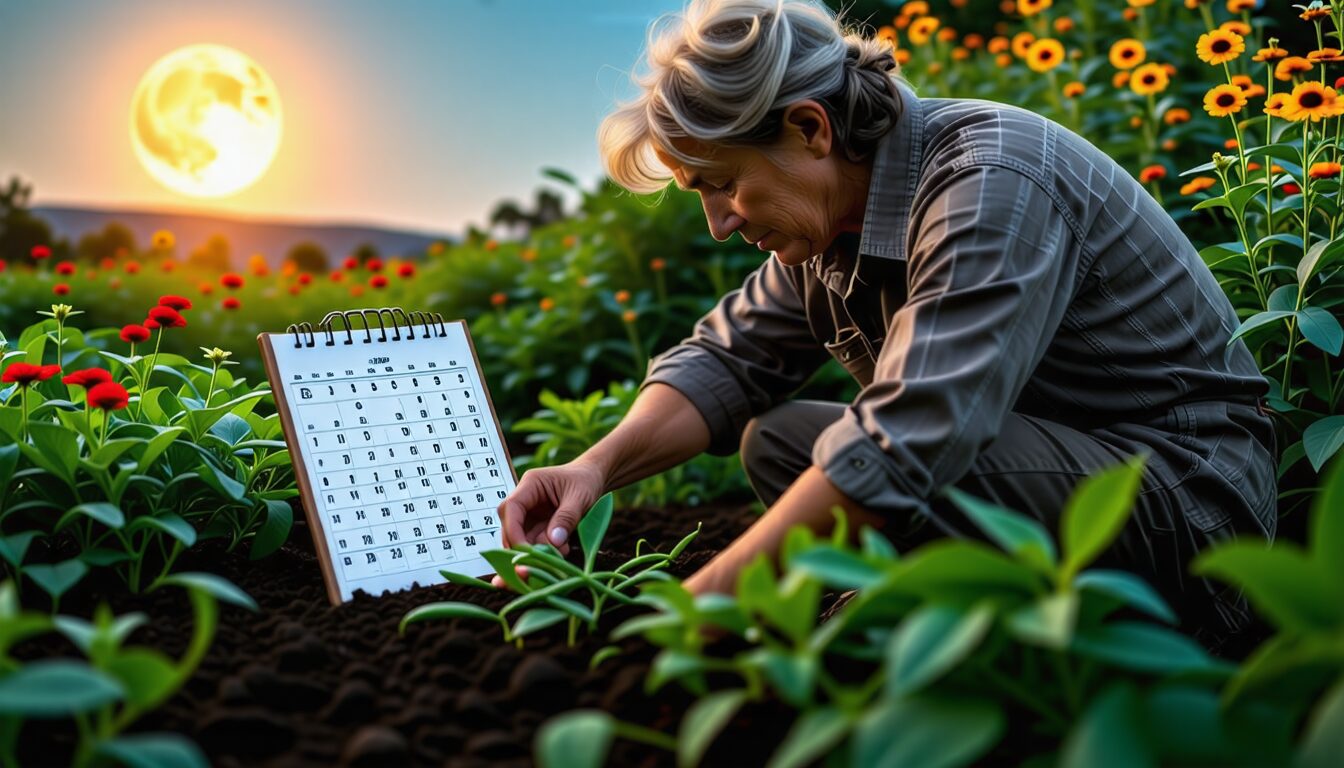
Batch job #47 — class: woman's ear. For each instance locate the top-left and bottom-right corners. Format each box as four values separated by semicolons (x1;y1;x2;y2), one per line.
781;100;833;159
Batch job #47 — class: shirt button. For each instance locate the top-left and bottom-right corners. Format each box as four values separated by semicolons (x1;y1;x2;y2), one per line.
851;457;868;469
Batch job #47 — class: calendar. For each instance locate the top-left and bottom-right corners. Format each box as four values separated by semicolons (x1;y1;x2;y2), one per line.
258;308;514;605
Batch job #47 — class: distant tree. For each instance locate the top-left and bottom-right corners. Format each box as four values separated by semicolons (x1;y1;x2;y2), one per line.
75;221;136;263
188;234;231;273
351;242;380;267
288;241;329;274
0;176;66;265
530;189;565;228
489;199;528;236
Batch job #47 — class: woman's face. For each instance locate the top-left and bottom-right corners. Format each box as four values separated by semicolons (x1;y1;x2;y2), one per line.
654;101;869;267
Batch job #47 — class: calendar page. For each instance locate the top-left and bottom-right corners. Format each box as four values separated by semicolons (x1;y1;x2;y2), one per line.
259;318;513;604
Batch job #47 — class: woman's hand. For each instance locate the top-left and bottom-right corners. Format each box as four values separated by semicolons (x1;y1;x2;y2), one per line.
492;460;607;589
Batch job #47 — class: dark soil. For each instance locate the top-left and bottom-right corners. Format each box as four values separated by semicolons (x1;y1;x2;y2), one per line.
17;501;810;768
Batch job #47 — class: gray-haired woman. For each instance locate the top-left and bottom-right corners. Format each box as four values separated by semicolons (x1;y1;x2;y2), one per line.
496;0;1277;646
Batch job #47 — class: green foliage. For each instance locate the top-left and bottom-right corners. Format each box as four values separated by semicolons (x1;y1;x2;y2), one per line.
400;492;702;647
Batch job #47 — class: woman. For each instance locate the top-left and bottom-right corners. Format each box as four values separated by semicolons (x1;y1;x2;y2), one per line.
497;0;1277;644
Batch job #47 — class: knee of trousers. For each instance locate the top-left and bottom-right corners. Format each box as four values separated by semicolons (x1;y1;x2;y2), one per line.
739;405;807;483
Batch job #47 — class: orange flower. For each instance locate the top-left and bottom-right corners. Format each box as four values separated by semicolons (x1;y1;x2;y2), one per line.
1162;138;1178;151
1224;138;1240;150
1197;29;1245;66
1163;107;1191;125
1112;70;1131;88
1280;81;1342;122
963;33;984;49
937;27;957;43
622;310;638;323
1275;57;1313;81
1127;0;1154;6
490;292;507;307
1204;84;1247;117
124;261;141;274
1129;115;1143;129
1311;162;1344;179
1301;4;1332;20
521;248;538;262
895;49;912;64
996;53;1014;68
1309;48;1344;63
1264;93;1288;117
927;61;944;75
1219;20;1251;36
877;25;897;45
1109;39;1146;70
349;285;364;298
1017;0;1052;17
952;47;970;61
899;1;929;17
1139;165;1166;183
908;16;940;45
1026;38;1065;72
1123;8;1138;21
484;239;499;252
1053;17;1074;33
650;257;667;271
1252;46;1287;63
562;235;578;248
539;297;556;312
614;289;631;304
1063;81;1085;98
1226;0;1255;10
988;36;1011;54
1130;63;1169;95
1180;177;1217;195
1011;31;1036;58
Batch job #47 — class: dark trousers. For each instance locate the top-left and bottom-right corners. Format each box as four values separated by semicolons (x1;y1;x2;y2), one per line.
738;400;1276;650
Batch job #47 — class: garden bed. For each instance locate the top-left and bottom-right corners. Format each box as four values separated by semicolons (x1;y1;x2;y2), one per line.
19;500;803;768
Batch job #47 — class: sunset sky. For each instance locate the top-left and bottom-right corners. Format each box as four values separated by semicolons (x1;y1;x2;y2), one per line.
0;0;685;237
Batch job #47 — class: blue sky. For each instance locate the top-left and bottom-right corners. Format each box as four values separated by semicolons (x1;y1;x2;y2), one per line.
0;0;686;235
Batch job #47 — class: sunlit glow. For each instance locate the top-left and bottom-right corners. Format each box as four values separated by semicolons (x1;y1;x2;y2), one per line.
130;44;283;198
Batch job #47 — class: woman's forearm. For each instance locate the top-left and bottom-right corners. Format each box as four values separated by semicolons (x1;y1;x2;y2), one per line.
572;382;712;492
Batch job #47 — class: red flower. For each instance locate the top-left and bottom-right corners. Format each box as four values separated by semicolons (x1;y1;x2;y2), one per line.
343;256;359;270
198;281;214;295
87;381;130;411
1336;75;1344;89
30;245;50;260
100;257;116;270
330;271;345;282
222;297;241;310
53;283;70;296
369;274;388;289
220;273;245;289
298;272;312;285
124;261;141;274
158;295;193;311
490;292;507;307
120;324;151;342
1284;183;1302;195
62;368;113;388
288;284;302;295
144;318;159;329
160;260;176;272
366;258;384;272
0;260;6;272
397;263;416;278
55;261;75;275
147;305;187;328
3;363;61;386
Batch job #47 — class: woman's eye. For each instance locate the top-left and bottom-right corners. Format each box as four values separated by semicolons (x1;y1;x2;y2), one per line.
721;180;736;195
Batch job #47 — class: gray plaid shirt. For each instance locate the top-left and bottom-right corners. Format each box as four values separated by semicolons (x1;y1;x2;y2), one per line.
640;79;1274;524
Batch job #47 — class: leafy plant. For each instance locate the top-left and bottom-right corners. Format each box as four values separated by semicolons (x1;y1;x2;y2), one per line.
400;492;700;647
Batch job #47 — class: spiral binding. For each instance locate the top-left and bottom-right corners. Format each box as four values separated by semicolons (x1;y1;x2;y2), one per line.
288;307;447;348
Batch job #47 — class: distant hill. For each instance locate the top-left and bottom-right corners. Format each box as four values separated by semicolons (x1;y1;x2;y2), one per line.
32;205;455;269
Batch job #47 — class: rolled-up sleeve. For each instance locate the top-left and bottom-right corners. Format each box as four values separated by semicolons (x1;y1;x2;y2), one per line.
812;165;1082;517
639;256;831;455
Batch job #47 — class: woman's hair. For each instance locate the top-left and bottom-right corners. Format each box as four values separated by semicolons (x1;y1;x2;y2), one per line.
598;0;904;194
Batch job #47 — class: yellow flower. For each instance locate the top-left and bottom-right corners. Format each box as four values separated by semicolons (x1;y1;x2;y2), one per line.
1130;63;1169;95
988;36;1011;54
1219;20;1251;36
1309;48;1344;63
899;1;929;17
1226;0;1256;10
1275;56;1313;81
1180;177;1216;195
1280;81;1342;122
1163;107;1191;124
1127;0;1155;6
1263;93;1288;117
151;230;174;250
1017;0;1052;17
1063;81;1085;98
1109;39;1146;70
1011;31;1036;58
1196;29;1245;65
908;16;940;45
1252;46;1288;62
1026;38;1065;72
1203;84;1247;117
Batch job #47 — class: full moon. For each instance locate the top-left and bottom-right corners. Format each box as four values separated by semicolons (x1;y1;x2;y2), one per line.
130;44;282;198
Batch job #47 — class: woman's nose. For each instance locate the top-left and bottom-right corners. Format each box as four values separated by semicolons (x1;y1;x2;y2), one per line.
702;197;746;242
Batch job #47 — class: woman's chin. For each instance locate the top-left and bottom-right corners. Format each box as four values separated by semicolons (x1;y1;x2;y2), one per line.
771;239;816;267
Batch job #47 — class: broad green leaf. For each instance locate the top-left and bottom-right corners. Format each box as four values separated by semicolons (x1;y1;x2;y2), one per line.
0;531;39;568
105;649;178;708
136;426;186;473
535;711;614;768
1195;544;1342;631
129;514;197;548
1007;591;1078;650
647;650;709;694
944;487;1057;573
207;412;252;445
1267;284;1299;313
399;601;502;633
196;458;246;501
576;492;613;572
23;421;79;481
0;661;124;716
1060;684;1155;768
1228;310;1295;344
851;695;1004;768
97;734;209;768
438;569;495;590
1304;416;1344;473
1075;569;1176;623
1060;455;1146;583
893;541;1042;599
1145;684;1294;765
84;438;141;470
888;603;994;696
1253;233;1303;257
250;499;292;559
1297;308;1344;356
56;502;125;532
1298;677;1344;768
481;549;531;593
157;572;257;612
861;526;898;560
747;649;816;707
1298;238;1344;287
26;559;88;601
511;608;568;637
678;690;746;768
1070;622;1229;675
0;443;17;501
766;707;850;768
790;546;886;589
1314;455;1344;583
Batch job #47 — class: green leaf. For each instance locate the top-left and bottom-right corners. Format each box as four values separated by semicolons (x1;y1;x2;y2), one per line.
26;559;88;601
1060;684;1156;768
944;487;1057;573
1060;455;1146;583
1194;544;1342;631
1298;677;1344;768
748;649;816;707
84;438;141;471
24;421;80;481
97;734;209;768
207;412;252;446
0;661;124;716
1304;416;1344;473
105;649;178;708
1297;307;1344;356
250;499;292;559
893;541;1042;600
399;601;503;634
0;443;18;501
678;690;747;768
136;426;186;473
157;572;258;612
1313;454;1344;584
1007;591;1079;650
1075;569;1176;624
438;569;495;591
56;502;125;532
1228;310;1295;344
576;492;613;572
196;458;246;502
511;608;568;638
481;549;531;593
851;695;1004;768
1267;284;1299;313
129;514;197;548
789;546;886;590
0;531;39;568
766;707;850;768
1070;622;1229;675
887;603;994;696
535;711;614;768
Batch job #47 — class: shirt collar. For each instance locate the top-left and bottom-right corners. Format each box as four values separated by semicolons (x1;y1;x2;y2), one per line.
857;78;922;263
